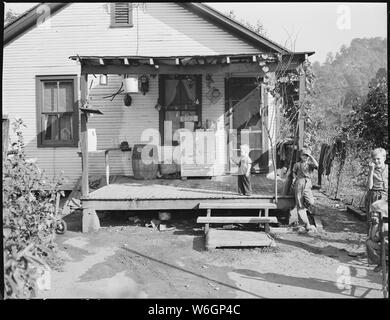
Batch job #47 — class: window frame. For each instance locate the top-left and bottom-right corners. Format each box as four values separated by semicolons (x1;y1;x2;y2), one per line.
110;2;133;28
36;75;79;148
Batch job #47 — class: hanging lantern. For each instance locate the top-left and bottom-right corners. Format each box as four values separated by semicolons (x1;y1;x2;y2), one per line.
124;75;139;93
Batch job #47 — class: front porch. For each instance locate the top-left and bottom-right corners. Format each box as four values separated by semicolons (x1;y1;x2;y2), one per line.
81;174;294;212
72;53;310;232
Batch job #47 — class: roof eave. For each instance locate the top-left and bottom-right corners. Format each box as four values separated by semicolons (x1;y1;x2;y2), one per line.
180;2;291;54
4;3;69;46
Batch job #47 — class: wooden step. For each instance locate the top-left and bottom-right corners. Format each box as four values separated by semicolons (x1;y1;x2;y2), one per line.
206;229;276;250
198;202;277;209
197;216;278;224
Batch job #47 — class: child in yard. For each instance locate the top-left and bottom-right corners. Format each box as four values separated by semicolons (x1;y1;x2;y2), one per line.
366;199;388;272
292;148;319;233
365;148;388;233
231;144;253;196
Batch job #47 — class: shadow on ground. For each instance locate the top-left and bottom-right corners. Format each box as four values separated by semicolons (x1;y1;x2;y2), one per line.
232;268;381;298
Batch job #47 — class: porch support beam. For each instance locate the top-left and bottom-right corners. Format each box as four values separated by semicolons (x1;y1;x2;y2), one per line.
80;73;100;233
81;63;268;75
80;197;294;211
298;69;306;150
80;60;303;75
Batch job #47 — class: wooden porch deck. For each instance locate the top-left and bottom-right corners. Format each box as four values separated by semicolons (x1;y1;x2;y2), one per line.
82;175;294;210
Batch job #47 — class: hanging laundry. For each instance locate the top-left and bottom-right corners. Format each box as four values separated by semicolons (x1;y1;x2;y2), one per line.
276;138;294;169
317;143;329;186
325;144;337;176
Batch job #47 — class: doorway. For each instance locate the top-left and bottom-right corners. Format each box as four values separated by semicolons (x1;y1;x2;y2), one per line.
158;75;202;146
225;77;268;173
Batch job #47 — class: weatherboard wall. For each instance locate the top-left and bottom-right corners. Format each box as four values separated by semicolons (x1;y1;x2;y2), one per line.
3;2;266;189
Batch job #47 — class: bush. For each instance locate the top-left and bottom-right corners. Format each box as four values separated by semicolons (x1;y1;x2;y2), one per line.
3;119;65;298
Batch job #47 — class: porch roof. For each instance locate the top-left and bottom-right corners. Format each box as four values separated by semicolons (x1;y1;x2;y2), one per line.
69;52;314;74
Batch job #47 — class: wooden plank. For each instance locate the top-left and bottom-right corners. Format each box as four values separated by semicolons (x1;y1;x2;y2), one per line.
269;227;292;234
205;229;275;250
199;202;277;209
205;208;211;234
264;208;270;232
81;197;295;211
197;216;278;224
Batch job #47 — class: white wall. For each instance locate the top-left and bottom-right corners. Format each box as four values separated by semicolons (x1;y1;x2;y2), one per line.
3;2;265;189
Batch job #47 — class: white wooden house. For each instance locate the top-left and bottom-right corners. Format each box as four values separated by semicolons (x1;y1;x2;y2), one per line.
4;3;315;234
3;2;313;190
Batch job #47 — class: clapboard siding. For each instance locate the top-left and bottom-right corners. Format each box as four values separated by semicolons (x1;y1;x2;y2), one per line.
87;74;159;177
3;2;265;189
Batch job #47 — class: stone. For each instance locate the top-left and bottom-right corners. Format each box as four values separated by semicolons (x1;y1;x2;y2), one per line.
82;208;100;233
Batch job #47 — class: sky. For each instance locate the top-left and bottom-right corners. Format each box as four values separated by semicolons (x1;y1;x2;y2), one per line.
4;2;387;63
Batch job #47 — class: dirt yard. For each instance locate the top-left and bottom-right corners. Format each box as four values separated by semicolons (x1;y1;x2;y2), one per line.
37;190;384;299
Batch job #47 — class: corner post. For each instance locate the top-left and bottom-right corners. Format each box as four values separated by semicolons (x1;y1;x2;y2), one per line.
80;73;100;232
298;64;306;150
80;73;89;197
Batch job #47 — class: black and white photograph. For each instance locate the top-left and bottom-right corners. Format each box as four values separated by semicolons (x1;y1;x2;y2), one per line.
2;1;388;304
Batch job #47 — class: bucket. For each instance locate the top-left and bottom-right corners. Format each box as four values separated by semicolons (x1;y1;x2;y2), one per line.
132;144;158;180
124;76;139;93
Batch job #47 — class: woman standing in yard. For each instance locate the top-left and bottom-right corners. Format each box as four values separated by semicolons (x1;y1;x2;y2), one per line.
366;147;388;233
292;148;319;233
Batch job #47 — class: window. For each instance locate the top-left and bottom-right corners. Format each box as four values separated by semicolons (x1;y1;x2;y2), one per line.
110;3;133;27
159;75;202;145
36;75;79;147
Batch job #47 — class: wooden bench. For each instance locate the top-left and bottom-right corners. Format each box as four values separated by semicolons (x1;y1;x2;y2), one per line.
78;147;132;186
197;202;278;249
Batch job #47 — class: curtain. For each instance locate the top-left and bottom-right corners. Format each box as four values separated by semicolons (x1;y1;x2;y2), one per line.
181;79;196;103
165;80;179;106
44;115;59;141
59;114;72;140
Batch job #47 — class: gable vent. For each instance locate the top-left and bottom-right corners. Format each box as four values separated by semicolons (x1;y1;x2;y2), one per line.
111;3;133;27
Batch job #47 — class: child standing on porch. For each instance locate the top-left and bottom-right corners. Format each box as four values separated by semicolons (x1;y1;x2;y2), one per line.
231;144;253;196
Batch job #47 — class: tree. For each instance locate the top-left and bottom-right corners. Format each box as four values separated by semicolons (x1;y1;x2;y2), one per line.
310;37;387;144
3;119;65;298
226;10;267;37
5;9;20;26
348;68;388;150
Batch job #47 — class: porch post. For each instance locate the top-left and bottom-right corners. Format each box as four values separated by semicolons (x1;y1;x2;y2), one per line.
80;74;89;197
298;69;306;150
283;62;306;196
80;73;100;233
